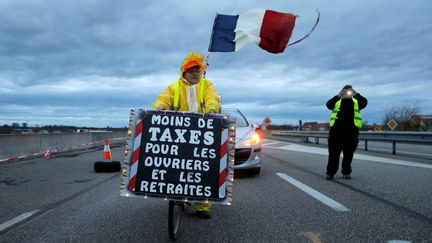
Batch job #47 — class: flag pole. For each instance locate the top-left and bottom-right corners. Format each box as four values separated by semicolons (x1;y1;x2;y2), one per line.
203;53;210;79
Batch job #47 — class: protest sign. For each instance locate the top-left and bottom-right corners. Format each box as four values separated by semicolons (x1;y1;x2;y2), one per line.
120;109;236;204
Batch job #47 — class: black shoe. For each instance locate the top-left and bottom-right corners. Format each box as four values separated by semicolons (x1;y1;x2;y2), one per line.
195;211;212;219
342;175;351;179
325;174;334;180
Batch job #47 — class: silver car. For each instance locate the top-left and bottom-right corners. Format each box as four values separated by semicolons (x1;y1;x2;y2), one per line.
222;108;262;175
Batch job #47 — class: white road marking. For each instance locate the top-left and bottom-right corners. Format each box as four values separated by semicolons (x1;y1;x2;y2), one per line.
387;240;411;243
264;141;432;169
0;210;39;232
276;173;350;212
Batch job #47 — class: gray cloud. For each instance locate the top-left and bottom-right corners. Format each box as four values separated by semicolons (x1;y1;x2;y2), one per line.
1;0;431;127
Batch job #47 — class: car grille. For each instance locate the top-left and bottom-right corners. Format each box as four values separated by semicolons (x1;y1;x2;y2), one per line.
234;148;251;165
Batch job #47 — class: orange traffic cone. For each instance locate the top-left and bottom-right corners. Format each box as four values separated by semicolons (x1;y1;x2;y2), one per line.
94;139;121;173
44;149;51;159
102;139;112;162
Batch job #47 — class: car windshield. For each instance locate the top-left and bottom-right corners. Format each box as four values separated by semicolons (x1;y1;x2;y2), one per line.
221;109;249;127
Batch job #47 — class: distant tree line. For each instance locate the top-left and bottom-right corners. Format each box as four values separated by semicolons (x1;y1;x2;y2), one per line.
3;102;430;134
383;103;431;131
267;103;431;132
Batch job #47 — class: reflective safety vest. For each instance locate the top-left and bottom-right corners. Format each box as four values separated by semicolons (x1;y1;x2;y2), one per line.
173;78;206;113
330;97;362;128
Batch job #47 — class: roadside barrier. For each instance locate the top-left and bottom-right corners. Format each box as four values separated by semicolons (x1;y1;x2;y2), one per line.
0;132;126;162
268;130;432;156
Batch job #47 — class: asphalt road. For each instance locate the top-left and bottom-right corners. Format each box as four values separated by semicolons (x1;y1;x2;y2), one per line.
1;139;431;242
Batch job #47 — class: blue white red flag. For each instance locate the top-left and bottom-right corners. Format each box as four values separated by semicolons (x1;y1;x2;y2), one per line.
208;9;319;54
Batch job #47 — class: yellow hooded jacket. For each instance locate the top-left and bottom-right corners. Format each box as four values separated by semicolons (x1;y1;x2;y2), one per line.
152;77;220;113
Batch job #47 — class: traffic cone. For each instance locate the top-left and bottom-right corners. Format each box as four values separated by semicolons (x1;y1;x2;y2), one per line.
44;149;51;159
102;139;112;162
94;139;120;173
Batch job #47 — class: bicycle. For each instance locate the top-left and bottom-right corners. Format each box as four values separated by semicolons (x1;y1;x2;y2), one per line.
120;109;236;241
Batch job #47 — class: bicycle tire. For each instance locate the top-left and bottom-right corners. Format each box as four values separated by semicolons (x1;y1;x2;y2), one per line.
168;201;183;240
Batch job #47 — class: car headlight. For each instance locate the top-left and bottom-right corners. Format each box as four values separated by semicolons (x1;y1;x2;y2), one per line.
240;134;260;147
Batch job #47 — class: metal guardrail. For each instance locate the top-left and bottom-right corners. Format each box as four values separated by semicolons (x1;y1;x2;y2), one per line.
269;130;432;155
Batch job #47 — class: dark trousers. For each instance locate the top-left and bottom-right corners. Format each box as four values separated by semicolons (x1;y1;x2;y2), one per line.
326;134;359;176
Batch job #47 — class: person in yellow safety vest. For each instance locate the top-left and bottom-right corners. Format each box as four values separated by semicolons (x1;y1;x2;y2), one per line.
325;84;367;180
152;52;220;219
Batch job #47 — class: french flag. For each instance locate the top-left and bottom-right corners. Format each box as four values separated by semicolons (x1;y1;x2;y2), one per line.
208;9;297;54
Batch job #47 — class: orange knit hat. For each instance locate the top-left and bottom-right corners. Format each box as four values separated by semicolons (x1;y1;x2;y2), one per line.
180;52;205;74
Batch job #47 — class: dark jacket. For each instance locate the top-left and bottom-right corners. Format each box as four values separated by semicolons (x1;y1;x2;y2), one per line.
326;93;368;136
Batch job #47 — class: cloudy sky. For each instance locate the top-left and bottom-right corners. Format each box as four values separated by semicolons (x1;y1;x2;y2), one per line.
1;0;431;127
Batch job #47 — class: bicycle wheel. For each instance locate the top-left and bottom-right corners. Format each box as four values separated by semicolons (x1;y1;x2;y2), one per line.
168;201;183;240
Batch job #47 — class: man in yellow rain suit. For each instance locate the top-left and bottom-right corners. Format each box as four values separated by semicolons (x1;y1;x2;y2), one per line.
152;52;220;219
152;52;220;114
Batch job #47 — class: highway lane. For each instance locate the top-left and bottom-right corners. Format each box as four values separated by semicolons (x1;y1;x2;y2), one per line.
261;140;431;243
1;140;431;242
